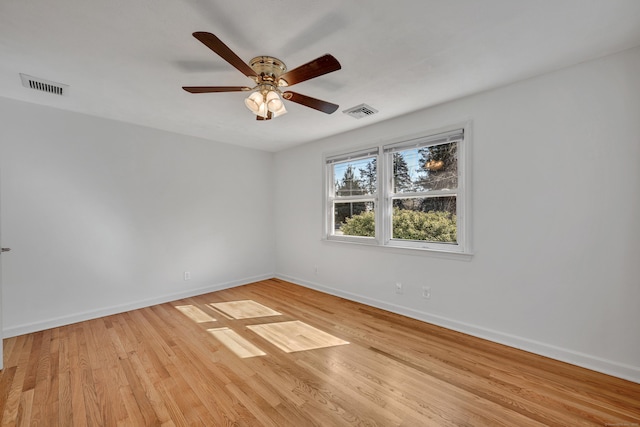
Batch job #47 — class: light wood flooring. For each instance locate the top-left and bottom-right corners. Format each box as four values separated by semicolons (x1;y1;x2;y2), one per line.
0;278;638;426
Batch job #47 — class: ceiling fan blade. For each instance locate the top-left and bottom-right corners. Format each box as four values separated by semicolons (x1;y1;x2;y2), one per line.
182;86;251;93
278;54;341;86
282;91;339;114
192;32;258;78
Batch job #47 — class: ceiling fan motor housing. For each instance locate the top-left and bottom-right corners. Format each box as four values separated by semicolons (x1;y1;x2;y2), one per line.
249;56;288;86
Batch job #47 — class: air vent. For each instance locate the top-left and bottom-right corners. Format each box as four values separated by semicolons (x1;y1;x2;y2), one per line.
342;103;378;119
20;73;69;96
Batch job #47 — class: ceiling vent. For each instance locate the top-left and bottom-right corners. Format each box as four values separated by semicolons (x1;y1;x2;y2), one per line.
20;73;69;96
342;103;378;119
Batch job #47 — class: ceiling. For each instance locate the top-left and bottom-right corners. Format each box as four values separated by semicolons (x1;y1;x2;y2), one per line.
2;1;640;152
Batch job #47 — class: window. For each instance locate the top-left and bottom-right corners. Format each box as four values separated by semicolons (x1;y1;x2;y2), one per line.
325;148;379;243
324;126;469;254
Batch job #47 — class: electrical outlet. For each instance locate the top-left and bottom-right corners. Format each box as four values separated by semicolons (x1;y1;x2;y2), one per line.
184;271;191;281
395;282;403;294
314;266;319;275
422;286;431;299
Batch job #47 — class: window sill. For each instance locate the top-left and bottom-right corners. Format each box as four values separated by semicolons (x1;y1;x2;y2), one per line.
322;237;474;261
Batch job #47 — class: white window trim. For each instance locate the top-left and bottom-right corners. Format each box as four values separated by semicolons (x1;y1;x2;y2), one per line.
323;121;473;257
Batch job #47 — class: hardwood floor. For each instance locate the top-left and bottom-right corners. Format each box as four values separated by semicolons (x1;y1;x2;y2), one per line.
0;278;638;426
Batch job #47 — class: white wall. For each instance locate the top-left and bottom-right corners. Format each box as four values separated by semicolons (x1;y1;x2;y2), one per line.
274;47;640;382
0;98;274;336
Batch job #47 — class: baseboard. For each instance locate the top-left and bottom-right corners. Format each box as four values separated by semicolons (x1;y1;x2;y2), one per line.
3;273;274;338
275;273;640;384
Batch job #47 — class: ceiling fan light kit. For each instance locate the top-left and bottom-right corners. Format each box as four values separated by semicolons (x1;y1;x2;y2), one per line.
182;32;341;121
243;81;288;119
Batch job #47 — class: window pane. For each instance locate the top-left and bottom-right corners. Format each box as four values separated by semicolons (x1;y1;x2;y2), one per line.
393;142;458;192
392;196;457;243
333;157;376;196
392;150;421;193
333;201;375;237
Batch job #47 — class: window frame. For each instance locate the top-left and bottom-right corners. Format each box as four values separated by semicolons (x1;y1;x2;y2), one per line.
323;122;472;256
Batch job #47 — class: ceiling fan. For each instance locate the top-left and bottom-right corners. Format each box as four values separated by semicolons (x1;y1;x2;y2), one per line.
182;32;342;121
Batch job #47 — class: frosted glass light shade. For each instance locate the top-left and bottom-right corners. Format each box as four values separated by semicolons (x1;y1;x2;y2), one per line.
244;92;264;114
266;90;287;117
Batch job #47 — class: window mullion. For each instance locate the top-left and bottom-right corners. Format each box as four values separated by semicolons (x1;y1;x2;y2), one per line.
378;149;391;245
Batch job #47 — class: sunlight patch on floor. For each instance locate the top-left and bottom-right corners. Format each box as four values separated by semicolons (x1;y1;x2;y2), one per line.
207;327;266;358
209;300;282;319
174;305;216;323
247;321;349;353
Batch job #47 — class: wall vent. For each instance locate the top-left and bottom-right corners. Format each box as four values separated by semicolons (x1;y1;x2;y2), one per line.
20;73;69;96
342;103;378;119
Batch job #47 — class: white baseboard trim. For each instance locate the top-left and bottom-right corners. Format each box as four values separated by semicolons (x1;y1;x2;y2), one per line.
3;273;274;338
276;273;640;384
